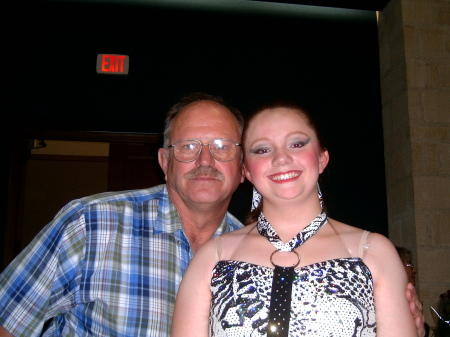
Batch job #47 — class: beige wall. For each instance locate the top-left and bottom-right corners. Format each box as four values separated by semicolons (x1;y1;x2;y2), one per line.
31;140;109;157
21;159;109;251
21;141;110;252
377;0;450;328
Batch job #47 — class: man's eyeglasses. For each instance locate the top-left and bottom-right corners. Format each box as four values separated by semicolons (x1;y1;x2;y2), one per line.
169;139;241;162
406;263;414;269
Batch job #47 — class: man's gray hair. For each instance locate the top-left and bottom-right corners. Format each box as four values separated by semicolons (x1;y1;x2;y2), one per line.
163;93;244;149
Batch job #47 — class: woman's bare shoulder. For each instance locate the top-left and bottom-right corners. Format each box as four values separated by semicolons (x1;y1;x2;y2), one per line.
216;223;263;261
325;218;392;257
328;220;399;267
221;222;257;238
327;217;366;237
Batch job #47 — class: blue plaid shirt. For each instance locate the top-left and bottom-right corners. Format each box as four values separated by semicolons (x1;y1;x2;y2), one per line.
0;184;243;337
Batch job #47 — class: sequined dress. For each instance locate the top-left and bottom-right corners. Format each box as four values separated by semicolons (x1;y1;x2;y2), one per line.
209;213;376;337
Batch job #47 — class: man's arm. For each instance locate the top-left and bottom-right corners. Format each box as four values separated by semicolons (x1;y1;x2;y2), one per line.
407;282;426;337
0;201;86;337
0;326;14;337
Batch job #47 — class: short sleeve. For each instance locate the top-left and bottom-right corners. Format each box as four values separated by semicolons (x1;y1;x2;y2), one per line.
0;200;86;337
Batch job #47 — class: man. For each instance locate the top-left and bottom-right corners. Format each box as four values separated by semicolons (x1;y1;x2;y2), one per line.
396;246;418;286
0;93;425;336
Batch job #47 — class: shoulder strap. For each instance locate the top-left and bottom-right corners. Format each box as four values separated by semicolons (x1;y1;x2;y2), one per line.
214;236;222;262
358;230;371;260
328;220;352;256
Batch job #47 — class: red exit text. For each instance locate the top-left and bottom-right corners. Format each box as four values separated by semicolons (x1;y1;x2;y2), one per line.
96;54;129;75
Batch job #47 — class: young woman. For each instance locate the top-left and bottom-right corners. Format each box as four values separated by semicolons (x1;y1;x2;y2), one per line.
171;103;417;336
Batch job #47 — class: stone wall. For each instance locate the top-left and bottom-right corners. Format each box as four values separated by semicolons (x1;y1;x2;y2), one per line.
377;0;450;328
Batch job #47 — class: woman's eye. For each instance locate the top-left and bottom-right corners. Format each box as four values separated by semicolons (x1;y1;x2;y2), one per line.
290;139;310;148
250;147;270;154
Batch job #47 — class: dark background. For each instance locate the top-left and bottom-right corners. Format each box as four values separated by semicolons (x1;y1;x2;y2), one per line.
4;0;388;235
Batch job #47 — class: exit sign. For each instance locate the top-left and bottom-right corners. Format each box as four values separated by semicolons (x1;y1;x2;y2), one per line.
97;54;129;75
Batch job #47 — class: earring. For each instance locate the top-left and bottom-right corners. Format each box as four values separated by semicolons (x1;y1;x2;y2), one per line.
317;182;323;209
251;187;262;212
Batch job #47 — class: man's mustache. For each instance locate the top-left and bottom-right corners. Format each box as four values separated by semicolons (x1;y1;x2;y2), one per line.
184;166;224;181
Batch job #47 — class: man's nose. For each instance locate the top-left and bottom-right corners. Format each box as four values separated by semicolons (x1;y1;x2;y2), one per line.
196;144;215;166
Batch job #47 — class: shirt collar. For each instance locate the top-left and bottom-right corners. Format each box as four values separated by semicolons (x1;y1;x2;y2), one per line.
153;184;241;235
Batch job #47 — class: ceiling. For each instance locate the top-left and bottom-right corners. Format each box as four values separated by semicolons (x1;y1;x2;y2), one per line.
51;0;392;13
250;0;392;11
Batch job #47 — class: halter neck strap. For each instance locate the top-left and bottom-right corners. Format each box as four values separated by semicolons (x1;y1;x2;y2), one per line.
257;212;328;252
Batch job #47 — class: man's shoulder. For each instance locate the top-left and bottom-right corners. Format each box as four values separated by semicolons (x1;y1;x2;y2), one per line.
225;211;244;231
77;184;168;207
52;185;169;220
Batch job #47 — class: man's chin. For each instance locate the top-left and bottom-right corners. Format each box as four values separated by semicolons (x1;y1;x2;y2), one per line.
186;178;222;188
187;187;226;204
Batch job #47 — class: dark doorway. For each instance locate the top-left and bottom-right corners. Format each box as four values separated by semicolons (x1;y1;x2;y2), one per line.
2;131;165;270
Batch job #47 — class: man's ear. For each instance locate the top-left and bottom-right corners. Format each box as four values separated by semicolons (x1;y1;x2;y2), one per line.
319;149;330;174
158;148;168;180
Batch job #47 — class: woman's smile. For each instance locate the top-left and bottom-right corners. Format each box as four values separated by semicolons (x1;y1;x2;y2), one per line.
268;170;302;182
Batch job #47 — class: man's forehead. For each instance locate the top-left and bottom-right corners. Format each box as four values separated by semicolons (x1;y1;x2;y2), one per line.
172;103;239;136
177;100;229;118
172;124;239;141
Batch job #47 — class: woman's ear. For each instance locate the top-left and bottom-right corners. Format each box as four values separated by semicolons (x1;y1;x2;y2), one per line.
244;164;252;183
319;149;329;174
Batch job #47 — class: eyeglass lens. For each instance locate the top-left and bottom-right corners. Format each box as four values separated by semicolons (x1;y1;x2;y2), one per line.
172;139;238;162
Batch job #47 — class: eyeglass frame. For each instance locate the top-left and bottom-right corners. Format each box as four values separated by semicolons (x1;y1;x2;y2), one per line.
168;138;241;162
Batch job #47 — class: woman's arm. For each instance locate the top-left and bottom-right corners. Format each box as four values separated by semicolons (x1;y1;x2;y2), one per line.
365;233;417;336
171;238;217;337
